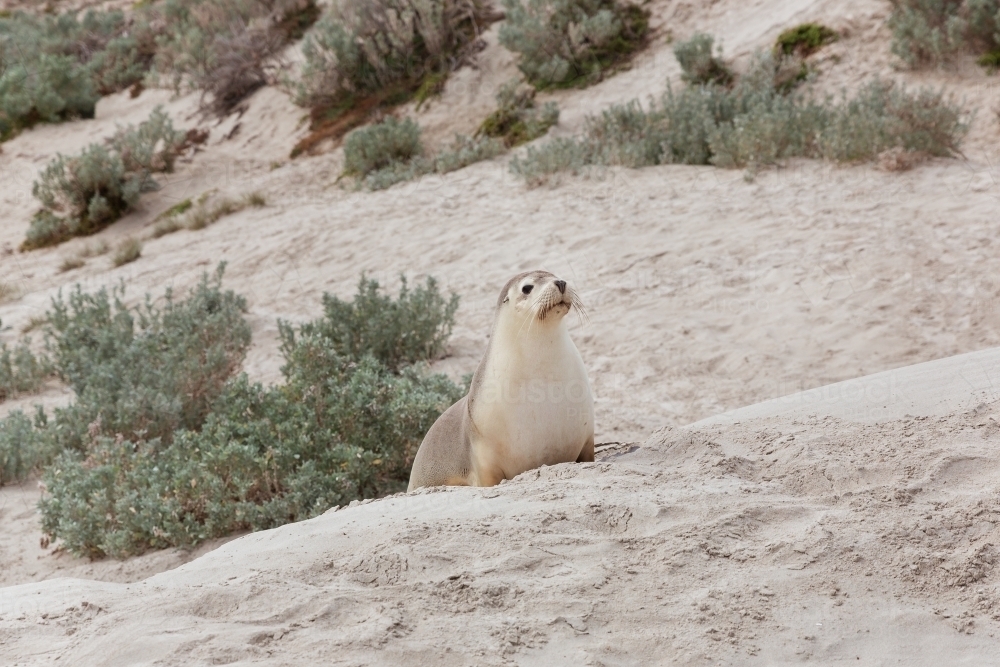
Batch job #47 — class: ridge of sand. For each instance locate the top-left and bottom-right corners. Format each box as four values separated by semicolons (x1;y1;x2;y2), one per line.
694;346;1000;427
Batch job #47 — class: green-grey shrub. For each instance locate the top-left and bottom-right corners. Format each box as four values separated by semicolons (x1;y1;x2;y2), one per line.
0;338;49;403
294;0;490;109
362;134;505;190
0;54;97;139
888;0;1000;67
36;273;462;557
0;409;52;485
0;266;248;489
343;117;423;177
43;265;251;455
477;80;559;147
288;275;459;372
111;237;143;267
40;358;461;558
343;118;503;189
815;79;968;161
499;0;649;87
673;33;733;86
511;51;968;183
427;134;507;174
25;107;184;250
0;8;159;137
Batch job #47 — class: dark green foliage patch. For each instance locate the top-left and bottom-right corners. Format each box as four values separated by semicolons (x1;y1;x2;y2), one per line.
477;81;559;147
978;49;1000;70
775;23;837;57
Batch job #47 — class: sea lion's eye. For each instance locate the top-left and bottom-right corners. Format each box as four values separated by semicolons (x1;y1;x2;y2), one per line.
522;285;533;295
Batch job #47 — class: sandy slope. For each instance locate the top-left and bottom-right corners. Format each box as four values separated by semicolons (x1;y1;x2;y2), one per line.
2;353;999;665
1;0;1000;657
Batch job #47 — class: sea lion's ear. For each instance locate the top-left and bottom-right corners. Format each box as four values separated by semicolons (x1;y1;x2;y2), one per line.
502;296;509;304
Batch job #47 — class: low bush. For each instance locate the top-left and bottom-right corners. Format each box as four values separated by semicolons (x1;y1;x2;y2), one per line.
43;265;252;452
888;0;1000;68
673;33;733;86
0;8;160;138
293;275;459;372
343;117;423;177
344;118;504;190
24;107;184;250
59;257;86;272
499;0;649;88
477;80;559;147
430;134;507;172
980;50;1000;70
291;0;492;155
0;52;96;140
161;199;195;219
13;271;461;557
362;134;505;189
675;32;809;94
0;266;247;486
0;409;52;486
186;192;266;230
813;79;968;162
0;335;49;403
511;50;968;183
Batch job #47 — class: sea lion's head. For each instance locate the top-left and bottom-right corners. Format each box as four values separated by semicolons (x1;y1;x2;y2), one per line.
497;270;585;324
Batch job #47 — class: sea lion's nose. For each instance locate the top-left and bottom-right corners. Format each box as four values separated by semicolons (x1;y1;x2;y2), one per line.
555;280;566;294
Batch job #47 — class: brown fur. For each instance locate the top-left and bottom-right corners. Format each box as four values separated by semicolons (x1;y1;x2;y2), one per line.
408;397;475;489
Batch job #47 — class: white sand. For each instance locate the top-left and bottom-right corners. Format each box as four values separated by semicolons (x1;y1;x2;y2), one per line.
2;0;1000;661
1;358;998;664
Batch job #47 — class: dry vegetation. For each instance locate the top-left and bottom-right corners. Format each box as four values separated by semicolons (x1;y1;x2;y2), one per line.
290;0;496;156
151;191;267;237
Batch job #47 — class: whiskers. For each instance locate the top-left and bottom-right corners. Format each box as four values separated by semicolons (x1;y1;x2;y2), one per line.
535;291;561;321
532;285;590;325
568;286;590;326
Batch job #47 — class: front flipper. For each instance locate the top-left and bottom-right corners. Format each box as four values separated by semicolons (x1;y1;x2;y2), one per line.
576;435;595;463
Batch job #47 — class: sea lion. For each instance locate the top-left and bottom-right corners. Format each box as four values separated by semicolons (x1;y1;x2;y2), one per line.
408;270;594;490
